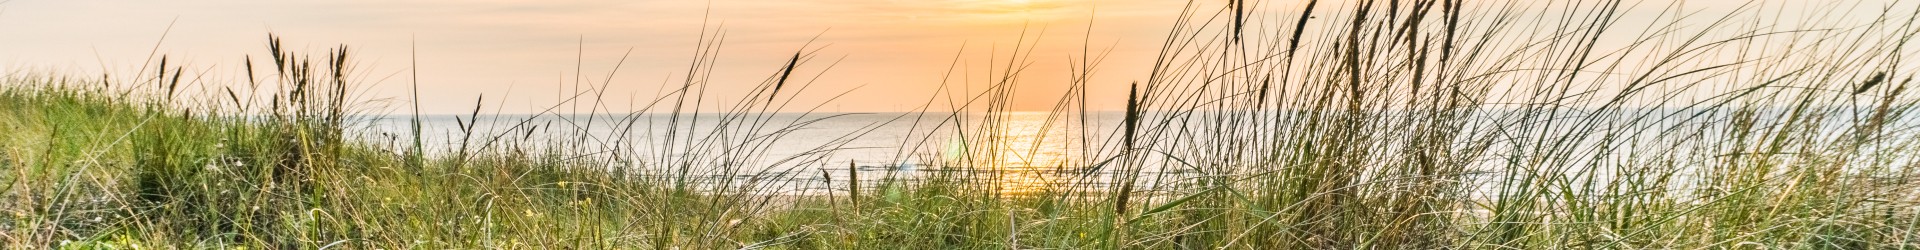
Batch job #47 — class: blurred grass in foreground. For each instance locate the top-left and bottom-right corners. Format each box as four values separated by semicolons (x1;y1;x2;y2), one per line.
8;0;1920;248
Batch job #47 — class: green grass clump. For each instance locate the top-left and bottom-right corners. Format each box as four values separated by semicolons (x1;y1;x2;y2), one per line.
6;0;1920;249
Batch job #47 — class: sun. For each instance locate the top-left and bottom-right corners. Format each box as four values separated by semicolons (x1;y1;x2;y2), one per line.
997;0;1030;5
1007;0;1034;9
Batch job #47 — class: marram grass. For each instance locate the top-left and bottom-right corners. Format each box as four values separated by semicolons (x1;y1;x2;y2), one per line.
7;0;1920;249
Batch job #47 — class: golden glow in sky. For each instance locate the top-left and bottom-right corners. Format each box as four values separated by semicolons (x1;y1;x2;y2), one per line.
0;0;1884;114
0;0;1186;113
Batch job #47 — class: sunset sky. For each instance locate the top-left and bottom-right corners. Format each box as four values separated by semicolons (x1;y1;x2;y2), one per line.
0;0;1890;113
0;0;1196;114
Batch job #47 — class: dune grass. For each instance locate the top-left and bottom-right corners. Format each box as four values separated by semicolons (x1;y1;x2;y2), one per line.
7;0;1920;248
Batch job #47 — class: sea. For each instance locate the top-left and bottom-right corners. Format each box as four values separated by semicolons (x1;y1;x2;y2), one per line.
345;107;1916;196
350;111;1143;194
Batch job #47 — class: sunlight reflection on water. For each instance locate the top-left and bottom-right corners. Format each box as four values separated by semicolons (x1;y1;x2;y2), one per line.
943;113;1078;194
354;111;1135;195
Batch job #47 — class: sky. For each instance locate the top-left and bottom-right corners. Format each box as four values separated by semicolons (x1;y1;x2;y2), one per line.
0;0;1190;114
0;0;1902;114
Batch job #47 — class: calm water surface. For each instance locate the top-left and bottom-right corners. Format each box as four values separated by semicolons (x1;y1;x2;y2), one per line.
352;112;1143;194
347;108;1914;195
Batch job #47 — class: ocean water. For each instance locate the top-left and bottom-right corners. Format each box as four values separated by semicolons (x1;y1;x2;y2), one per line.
344;107;1919;195
350;111;1146;194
